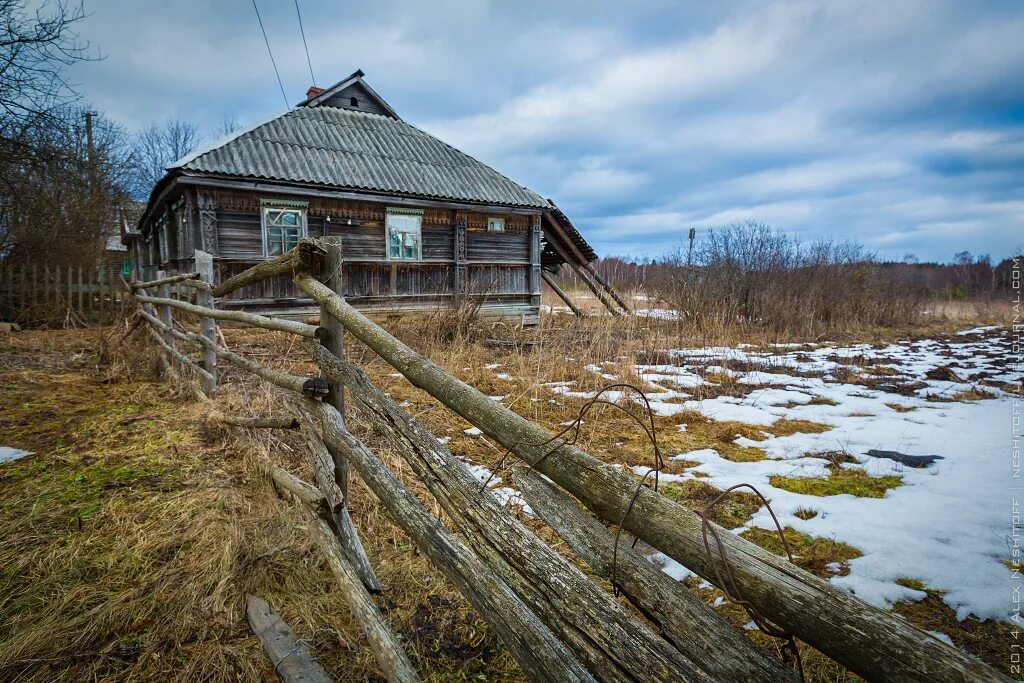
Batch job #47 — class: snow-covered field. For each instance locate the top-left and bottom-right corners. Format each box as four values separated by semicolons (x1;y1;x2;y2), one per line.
476;325;1021;625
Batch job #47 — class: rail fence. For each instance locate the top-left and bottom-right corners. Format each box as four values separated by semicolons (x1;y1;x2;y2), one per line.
0;263;132;326
127;238;1007;683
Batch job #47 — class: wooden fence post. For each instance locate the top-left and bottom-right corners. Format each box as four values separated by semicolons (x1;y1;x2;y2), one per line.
195;251;217;397
156;270;175;353
319;240;347;497
318;239;380;593
99;267;105;320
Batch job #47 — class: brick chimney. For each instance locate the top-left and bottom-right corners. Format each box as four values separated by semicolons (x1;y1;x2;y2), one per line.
306;86;325;100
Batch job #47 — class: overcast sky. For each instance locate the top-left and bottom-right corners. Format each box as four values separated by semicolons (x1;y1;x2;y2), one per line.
69;0;1024;262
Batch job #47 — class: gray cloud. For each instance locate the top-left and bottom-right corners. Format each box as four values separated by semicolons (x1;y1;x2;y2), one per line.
70;0;1024;261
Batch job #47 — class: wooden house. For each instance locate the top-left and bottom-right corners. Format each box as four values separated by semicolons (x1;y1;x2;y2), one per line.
134;70;610;323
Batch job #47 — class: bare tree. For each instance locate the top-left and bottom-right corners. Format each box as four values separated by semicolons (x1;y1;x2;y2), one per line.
0;0;92;126
130;118;199;197
2;107;133;268
1;0;107;267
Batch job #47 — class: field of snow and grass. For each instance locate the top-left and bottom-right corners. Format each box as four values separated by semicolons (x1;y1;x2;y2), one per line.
479;325;1020;627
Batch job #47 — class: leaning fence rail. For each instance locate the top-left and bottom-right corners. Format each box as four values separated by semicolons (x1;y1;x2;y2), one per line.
126;238;1009;683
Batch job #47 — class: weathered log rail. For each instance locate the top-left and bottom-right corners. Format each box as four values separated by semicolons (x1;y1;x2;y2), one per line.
128;240;1009;683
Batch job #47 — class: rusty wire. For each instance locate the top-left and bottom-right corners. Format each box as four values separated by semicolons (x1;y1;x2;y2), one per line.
479;382;664;490
477;383;666;600
699;483;805;679
477;381;804;676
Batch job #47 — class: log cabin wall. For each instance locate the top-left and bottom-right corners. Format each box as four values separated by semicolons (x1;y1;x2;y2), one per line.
142;186;540;321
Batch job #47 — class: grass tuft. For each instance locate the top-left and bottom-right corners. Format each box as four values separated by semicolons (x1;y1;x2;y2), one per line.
770;465;902;498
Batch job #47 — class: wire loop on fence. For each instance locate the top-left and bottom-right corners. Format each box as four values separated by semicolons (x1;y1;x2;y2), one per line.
699;483;805;680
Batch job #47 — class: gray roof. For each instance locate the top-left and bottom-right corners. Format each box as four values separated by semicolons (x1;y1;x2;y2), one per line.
170;106;548;209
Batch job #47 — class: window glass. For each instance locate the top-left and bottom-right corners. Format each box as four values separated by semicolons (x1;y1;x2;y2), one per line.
487;217;505;232
386;211;422;261
263;207;305;257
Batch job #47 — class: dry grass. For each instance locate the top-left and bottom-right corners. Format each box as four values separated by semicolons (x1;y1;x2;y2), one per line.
0;302;1014;681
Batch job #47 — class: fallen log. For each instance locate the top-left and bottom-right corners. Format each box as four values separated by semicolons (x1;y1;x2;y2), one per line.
300;421;379;594
270;466;330;516
294;267;1008;683
245;595;331;683
308;401;595;683
303;509;419;683
207;411;299;430
309;340;712;683
866;449;944;468
514;467;796;682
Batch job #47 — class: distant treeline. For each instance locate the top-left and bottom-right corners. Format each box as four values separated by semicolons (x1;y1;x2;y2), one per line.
555;225;1018;300
548;222;1018;335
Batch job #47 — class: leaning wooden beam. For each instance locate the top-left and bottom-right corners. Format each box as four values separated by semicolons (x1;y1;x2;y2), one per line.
308;401;595;683
211;238;327;298
514;468;794;682
134;293;324;339
294;269;1007;683
270;466;330;516
189;332;309;394
584;264;633;314
544;218;628;315
245;595;332;683
131;271;200;292
145;325;215;383
300;421;380;594
137;308;302;396
309;342;713;683
302;508;420;683
540;270;584;317
544;237;622;316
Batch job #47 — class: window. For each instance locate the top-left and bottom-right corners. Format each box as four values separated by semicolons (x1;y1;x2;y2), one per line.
487;217;505;232
262;204;307;257
386;209;422;261
350;96;359;107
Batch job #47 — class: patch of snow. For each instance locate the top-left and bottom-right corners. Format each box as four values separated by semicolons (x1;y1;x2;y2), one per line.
0;446;32;464
647;551;694;581
464;427;483;436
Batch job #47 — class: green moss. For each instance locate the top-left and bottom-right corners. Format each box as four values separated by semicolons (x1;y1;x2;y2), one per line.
770;465;902;498
741;527;862;577
659;480;763;529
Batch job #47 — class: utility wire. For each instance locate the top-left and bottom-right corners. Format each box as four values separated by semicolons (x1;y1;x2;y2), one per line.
251;0;290;109
294;0;316;87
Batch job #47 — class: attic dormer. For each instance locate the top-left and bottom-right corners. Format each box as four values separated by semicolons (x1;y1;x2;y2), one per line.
299;69;400;119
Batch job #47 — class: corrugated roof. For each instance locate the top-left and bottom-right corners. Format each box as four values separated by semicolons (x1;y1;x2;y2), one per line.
171;107;549;209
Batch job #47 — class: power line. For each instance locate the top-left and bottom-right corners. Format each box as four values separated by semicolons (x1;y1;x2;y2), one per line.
251;0;290;109
294;0;316;87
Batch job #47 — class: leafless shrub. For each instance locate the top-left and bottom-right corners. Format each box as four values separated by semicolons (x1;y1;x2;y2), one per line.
648;222;928;337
